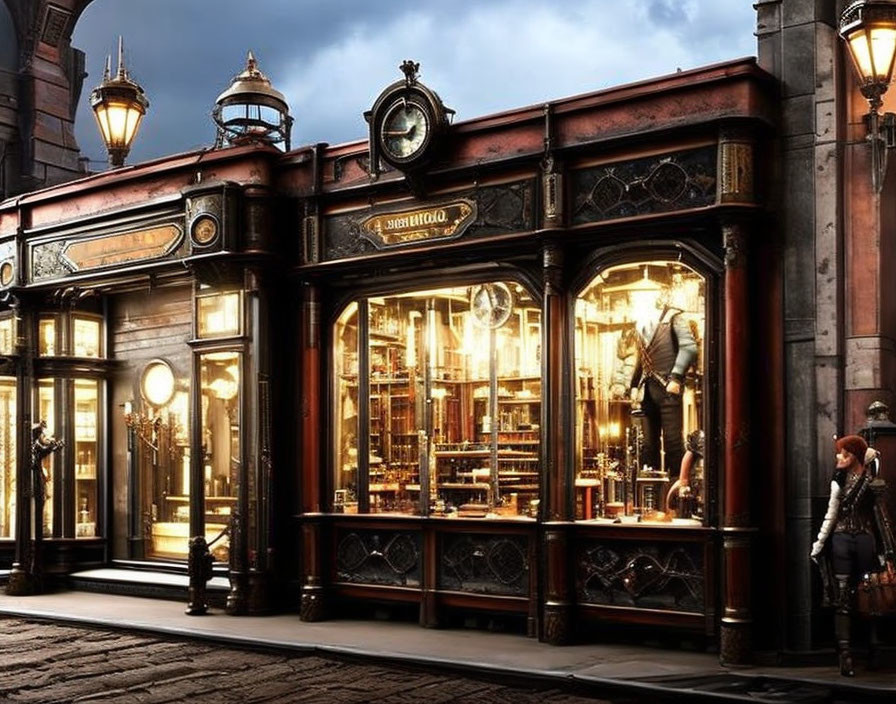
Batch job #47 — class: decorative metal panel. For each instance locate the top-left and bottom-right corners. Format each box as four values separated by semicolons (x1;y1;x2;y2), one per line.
439;533;529;596
571;147;716;225
335;529;422;587
576;538;704;613
323;180;534;261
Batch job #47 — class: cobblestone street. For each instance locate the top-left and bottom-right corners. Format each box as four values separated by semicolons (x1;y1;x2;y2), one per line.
0;617;610;704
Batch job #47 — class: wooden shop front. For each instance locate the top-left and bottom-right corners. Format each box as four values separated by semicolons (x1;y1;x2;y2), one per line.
289;58;775;663
0;146;283;613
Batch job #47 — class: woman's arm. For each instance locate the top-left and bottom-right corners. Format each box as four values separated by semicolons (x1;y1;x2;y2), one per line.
811;479;841;560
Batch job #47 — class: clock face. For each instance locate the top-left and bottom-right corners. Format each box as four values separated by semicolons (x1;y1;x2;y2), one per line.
471;283;514;329
380;99;430;163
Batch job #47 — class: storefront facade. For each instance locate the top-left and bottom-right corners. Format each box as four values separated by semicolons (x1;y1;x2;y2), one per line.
0;147;283;612
0;55;778;664
288;58;775;664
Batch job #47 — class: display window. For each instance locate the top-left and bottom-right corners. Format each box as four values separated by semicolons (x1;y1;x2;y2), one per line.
333;281;542;518
37;380;55;534
574;259;706;525
38;317;56;356
196;291;242;339
74;379;99;537
72;316;102;358
0;376;15;539
0;315;14;355
199;351;240;562
126;359;191;558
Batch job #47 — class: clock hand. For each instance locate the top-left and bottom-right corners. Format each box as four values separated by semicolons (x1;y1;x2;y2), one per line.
383;126;414;137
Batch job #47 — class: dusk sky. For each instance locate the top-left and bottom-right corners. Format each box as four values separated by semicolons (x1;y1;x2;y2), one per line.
72;1;757;167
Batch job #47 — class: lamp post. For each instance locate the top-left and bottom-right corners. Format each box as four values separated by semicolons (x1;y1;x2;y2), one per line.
839;1;896;192
89;37;149;168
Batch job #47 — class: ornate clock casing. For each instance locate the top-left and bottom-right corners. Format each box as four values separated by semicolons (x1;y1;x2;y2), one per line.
366;60;453;174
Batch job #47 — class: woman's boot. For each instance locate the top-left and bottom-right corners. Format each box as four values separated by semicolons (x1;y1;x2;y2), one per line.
835;577;855;677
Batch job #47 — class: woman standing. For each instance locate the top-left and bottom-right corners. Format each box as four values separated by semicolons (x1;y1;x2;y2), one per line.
811;434;895;676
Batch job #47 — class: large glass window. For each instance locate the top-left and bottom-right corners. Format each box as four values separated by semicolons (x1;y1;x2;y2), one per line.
38;317;56;356
196;291;242;339
73;316;102;358
37;380;55;534
129;360;190;559
0;316;14;355
333;281;541;518
200;352;240;562
574;260;706;525
74;379;98;537
0;377;15;539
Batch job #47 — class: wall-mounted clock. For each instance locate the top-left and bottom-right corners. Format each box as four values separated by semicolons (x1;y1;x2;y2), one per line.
471;282;514;329
380;98;431;165
366;60;453;175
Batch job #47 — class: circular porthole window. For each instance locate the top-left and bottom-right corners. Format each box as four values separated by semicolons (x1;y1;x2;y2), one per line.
141;359;176;407
191;215;219;246
0;261;14;287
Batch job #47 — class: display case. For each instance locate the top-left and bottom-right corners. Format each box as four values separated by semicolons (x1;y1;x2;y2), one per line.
333;282;542;518
74;379;98;537
574;260;706;525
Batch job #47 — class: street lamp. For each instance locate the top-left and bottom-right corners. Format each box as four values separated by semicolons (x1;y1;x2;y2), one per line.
89;37;149;168
839;0;896;192
213;51;292;150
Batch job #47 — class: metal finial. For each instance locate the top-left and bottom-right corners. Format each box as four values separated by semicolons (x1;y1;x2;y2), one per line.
116;36;126;79
247;50;257;73
103;54;111;81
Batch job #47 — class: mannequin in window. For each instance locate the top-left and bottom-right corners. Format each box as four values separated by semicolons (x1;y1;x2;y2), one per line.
626;286;697;478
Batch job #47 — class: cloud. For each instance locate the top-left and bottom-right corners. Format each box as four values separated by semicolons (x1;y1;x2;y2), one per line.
72;0;756;166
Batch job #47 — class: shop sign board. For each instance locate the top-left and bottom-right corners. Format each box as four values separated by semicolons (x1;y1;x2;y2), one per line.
359;200;476;248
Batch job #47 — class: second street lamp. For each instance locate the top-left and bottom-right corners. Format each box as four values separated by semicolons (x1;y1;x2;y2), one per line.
839;0;896;192
89;37;149;169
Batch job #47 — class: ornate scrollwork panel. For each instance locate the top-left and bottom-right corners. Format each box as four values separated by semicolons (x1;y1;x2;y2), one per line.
439;533;529;596
576;538;705;613
335;529;422;587
571;147;716;225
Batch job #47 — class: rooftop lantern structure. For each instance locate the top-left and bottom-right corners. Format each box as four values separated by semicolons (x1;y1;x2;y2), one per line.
89;37;149;169
213;51;292;150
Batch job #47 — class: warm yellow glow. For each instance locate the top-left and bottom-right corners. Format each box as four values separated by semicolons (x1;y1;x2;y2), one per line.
197;292;241;338
73;317;101;358
208;373;238;400
0;317;13;356
141;361;175;407
848;26;896;82
39;318;55;356
871;27;896;80
93;100;145;150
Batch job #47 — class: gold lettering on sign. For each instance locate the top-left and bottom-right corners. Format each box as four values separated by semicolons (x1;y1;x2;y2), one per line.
63;224;183;271
360;200;476;247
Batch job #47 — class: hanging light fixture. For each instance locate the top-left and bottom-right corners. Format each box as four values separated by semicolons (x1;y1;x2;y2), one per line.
839;1;896;192
212;51;292;150
89;37;149;168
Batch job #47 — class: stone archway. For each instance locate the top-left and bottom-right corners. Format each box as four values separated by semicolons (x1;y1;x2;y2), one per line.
0;0;96;195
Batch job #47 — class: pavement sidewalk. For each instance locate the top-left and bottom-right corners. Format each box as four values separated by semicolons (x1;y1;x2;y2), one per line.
1;589;894;701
